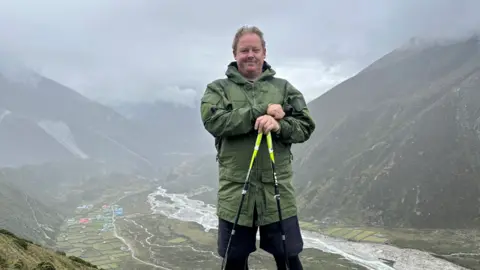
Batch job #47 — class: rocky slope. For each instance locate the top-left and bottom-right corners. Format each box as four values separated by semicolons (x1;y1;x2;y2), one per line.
0;229;100;269
292;35;480;229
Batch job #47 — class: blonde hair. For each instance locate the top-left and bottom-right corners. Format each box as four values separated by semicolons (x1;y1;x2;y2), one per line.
232;25;266;53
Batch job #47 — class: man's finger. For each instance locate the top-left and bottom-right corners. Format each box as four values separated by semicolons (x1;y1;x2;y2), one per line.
254;116;263;130
262;117;270;130
263;119;273;133
257;116;266;133
264;123;272;133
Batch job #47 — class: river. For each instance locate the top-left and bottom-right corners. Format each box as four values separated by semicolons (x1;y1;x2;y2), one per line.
146;186;467;270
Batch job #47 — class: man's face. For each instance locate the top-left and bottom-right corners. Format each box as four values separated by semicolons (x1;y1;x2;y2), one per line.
234;33;266;79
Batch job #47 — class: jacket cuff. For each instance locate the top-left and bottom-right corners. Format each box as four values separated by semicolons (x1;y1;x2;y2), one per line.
276;119;291;138
251;103;269;119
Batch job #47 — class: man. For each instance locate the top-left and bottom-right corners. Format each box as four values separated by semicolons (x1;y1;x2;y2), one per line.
200;25;315;270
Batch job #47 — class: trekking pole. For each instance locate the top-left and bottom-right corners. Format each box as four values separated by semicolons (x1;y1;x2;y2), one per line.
221;132;263;270
266;132;290;269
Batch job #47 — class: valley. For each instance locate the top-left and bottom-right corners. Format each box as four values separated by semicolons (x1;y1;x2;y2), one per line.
52;181;371;270
52;178;479;270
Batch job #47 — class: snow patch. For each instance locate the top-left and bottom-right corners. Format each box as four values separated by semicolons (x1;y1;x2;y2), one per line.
37;120;89;159
0;109;11;125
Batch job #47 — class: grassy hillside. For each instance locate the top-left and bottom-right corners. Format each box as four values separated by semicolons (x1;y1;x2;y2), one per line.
0;229;100;270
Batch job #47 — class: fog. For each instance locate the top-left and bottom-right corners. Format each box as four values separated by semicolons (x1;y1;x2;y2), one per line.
1;0;479;106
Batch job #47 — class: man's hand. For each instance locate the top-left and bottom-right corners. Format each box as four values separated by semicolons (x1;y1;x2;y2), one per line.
267;104;285;120
255;115;280;134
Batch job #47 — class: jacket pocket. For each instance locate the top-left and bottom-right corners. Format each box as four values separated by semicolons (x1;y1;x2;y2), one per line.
261;162;293;183
217;168;251;214
218;165;247;183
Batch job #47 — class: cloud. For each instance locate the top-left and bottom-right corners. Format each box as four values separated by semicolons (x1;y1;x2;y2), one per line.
274;60;352;103
1;0;479;106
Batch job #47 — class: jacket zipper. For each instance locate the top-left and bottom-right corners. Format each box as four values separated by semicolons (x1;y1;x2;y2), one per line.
252;82;256;106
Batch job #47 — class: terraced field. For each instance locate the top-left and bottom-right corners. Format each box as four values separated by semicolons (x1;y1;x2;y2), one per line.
299;221;389;243
55;203;130;269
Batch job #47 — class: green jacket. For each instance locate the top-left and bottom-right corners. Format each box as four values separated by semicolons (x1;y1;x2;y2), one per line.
200;61;315;227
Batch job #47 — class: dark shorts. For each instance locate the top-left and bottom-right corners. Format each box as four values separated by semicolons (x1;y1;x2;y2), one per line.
217;213;304;259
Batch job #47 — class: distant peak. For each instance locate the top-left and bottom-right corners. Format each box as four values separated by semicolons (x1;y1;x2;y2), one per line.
397;32;480;52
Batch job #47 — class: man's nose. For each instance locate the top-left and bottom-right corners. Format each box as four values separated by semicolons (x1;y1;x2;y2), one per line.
247;50;255;57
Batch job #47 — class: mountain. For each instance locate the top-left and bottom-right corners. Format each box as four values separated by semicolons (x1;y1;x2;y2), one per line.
0;179;64;247
0;229;100;269
292;35;480;229
0;59;173;171
112;100;214;156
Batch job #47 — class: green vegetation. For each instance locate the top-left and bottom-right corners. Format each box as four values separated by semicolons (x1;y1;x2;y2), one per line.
298;221;480;270
299;222;390;244
0;228;101;269
0;254;7;268
33;262;57;270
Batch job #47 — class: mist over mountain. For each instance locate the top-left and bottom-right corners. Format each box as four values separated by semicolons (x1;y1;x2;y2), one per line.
0;55;213;171
112;100;214;156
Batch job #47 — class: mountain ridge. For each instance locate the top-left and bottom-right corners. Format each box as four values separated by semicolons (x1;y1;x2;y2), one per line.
0;63;191;171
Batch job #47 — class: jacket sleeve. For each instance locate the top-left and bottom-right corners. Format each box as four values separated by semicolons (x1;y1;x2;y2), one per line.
200;81;268;137
276;81;316;144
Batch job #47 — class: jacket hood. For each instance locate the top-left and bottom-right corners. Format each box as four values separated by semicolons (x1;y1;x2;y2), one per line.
225;61;276;84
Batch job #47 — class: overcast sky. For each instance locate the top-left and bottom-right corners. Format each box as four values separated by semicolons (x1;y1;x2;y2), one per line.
0;0;479;107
